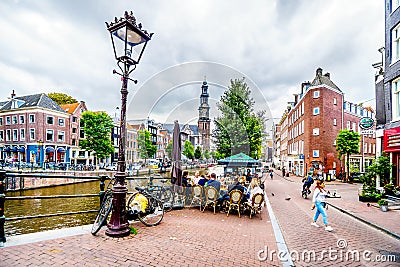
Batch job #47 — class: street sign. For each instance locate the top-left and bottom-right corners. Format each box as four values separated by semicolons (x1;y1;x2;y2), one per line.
361;129;375;135
359;117;375;130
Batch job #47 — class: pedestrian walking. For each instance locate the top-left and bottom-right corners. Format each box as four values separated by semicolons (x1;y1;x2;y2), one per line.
311;178;333;231
269;170;273;179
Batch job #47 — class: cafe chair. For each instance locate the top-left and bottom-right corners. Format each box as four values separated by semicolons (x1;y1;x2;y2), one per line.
190;185;203;210
202;186;219;214
245;193;264;219
226;190;243;218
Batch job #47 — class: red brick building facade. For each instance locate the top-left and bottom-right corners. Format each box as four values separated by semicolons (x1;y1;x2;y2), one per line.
281;68;375;178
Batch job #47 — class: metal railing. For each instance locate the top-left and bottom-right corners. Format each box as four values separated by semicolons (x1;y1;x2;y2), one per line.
0;170;170;243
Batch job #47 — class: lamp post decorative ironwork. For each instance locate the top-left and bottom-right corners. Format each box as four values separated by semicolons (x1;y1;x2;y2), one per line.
37;139;43;169
105;11;153;237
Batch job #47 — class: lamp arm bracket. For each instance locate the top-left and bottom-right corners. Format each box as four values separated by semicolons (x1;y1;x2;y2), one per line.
112;70;138;84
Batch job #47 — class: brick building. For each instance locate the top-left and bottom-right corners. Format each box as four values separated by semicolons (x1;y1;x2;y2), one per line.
278;68;375;178
0;91;71;165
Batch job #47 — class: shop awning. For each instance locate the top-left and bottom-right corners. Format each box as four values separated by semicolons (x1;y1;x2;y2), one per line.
18;147;25;153
45;147;55;153
57;147;66;153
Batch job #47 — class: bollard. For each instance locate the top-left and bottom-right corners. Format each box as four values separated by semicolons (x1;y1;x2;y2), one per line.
99;176;107;205
0;170;6;242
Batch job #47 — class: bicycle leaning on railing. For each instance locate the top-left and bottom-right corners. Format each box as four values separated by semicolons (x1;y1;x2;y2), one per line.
91;177;165;235
144;175;175;212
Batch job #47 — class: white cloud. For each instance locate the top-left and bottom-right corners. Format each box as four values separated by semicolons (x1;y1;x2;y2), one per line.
0;0;383;121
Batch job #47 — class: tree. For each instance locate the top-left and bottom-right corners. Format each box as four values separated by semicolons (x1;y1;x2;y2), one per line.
165;141;172;160
182;140;194;160
48;93;78;105
137;130;157;161
212;78;265;159
194;146;202;160
203;149;211;161
79;111;114;165
336;129;360;182
365;153;393;186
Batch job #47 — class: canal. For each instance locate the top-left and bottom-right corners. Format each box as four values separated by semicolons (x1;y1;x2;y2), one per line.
4;176;163;236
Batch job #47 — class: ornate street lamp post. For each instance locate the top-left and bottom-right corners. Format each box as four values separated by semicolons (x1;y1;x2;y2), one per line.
105;11;153;237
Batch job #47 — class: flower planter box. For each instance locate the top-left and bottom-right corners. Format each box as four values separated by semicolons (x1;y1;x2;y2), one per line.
358;195;379;202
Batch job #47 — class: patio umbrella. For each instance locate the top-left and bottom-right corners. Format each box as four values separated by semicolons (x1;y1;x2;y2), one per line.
170;120;182;186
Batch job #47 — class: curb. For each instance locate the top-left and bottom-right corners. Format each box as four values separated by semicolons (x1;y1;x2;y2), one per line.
328;202;400;241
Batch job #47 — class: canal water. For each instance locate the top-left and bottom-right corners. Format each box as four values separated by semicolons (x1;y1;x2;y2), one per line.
4;176;163;236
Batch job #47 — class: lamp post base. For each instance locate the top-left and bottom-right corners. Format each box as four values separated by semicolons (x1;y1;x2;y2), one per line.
105;179;130;238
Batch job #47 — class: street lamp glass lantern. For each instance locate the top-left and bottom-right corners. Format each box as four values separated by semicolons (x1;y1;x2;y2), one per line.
106;11;152;66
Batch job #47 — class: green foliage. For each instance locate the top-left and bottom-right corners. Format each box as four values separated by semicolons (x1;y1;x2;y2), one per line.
365;153;393;186
336;129;360;181
48;92;78;105
377;199;388;206
212;78;265;159
203;149;210;160
194;146;202;160
128;226;138;235
79;111;114;162
165;141;172;160
137;130;157;160
182;141;194;160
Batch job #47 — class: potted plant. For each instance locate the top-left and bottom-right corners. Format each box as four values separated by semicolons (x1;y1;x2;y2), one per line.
383;183;395;196
377;199;389;212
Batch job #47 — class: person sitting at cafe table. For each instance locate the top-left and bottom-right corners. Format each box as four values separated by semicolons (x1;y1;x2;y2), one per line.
247;177;264;203
221;176;249;203
198;173;209;186
182;171;192;187
191;171;201;186
205;173;220;192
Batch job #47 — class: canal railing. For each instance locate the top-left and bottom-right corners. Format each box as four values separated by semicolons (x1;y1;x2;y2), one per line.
0;170;169;244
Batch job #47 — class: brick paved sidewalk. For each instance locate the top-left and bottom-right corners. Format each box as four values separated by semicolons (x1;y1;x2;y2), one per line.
265;169;400;267
279;170;400;237
1;208;280;267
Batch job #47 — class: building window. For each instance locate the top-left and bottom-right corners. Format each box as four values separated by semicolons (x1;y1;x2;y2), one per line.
72;139;76;146
20;129;25;140
392;23;400;63
313;128;319;136
352;122;356;131
6;116;11;125
313;107;320;115
313;91;320;98
47;116;54;125
6;130;11;141
58;131;65;142
333;118;337;126
30;129;35;140
46;129;54;141
333;98;337;105
80;129;85;139
346;121;351;129
333;161;336;168
72;128;77;133
13;129;18;141
0;117;2;126
58;118;65;127
0;131;3;141
313;150;319;157
29;114;35;123
393;78;400;120
19;115;25;124
72;116;77;123
12;116;17;124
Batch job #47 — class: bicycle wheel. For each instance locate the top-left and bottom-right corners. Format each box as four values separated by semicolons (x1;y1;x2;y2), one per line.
160;187;174;212
91;192;113;235
138;196;164;227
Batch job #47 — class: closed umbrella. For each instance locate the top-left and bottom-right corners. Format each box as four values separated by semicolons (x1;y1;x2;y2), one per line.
170;120;182;186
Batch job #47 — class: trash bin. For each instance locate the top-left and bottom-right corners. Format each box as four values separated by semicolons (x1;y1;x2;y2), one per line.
326;174;331;182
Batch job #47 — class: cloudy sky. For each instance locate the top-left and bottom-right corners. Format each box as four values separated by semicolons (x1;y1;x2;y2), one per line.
0;0;384;129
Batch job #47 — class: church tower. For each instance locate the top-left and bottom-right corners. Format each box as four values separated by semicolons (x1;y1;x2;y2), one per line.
198;78;211;151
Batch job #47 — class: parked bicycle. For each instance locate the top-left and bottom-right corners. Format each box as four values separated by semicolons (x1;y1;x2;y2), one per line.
143;176;175;212
91;177;165;235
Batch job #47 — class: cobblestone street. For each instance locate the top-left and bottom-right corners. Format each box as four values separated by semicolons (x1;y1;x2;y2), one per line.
265;170;400;267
